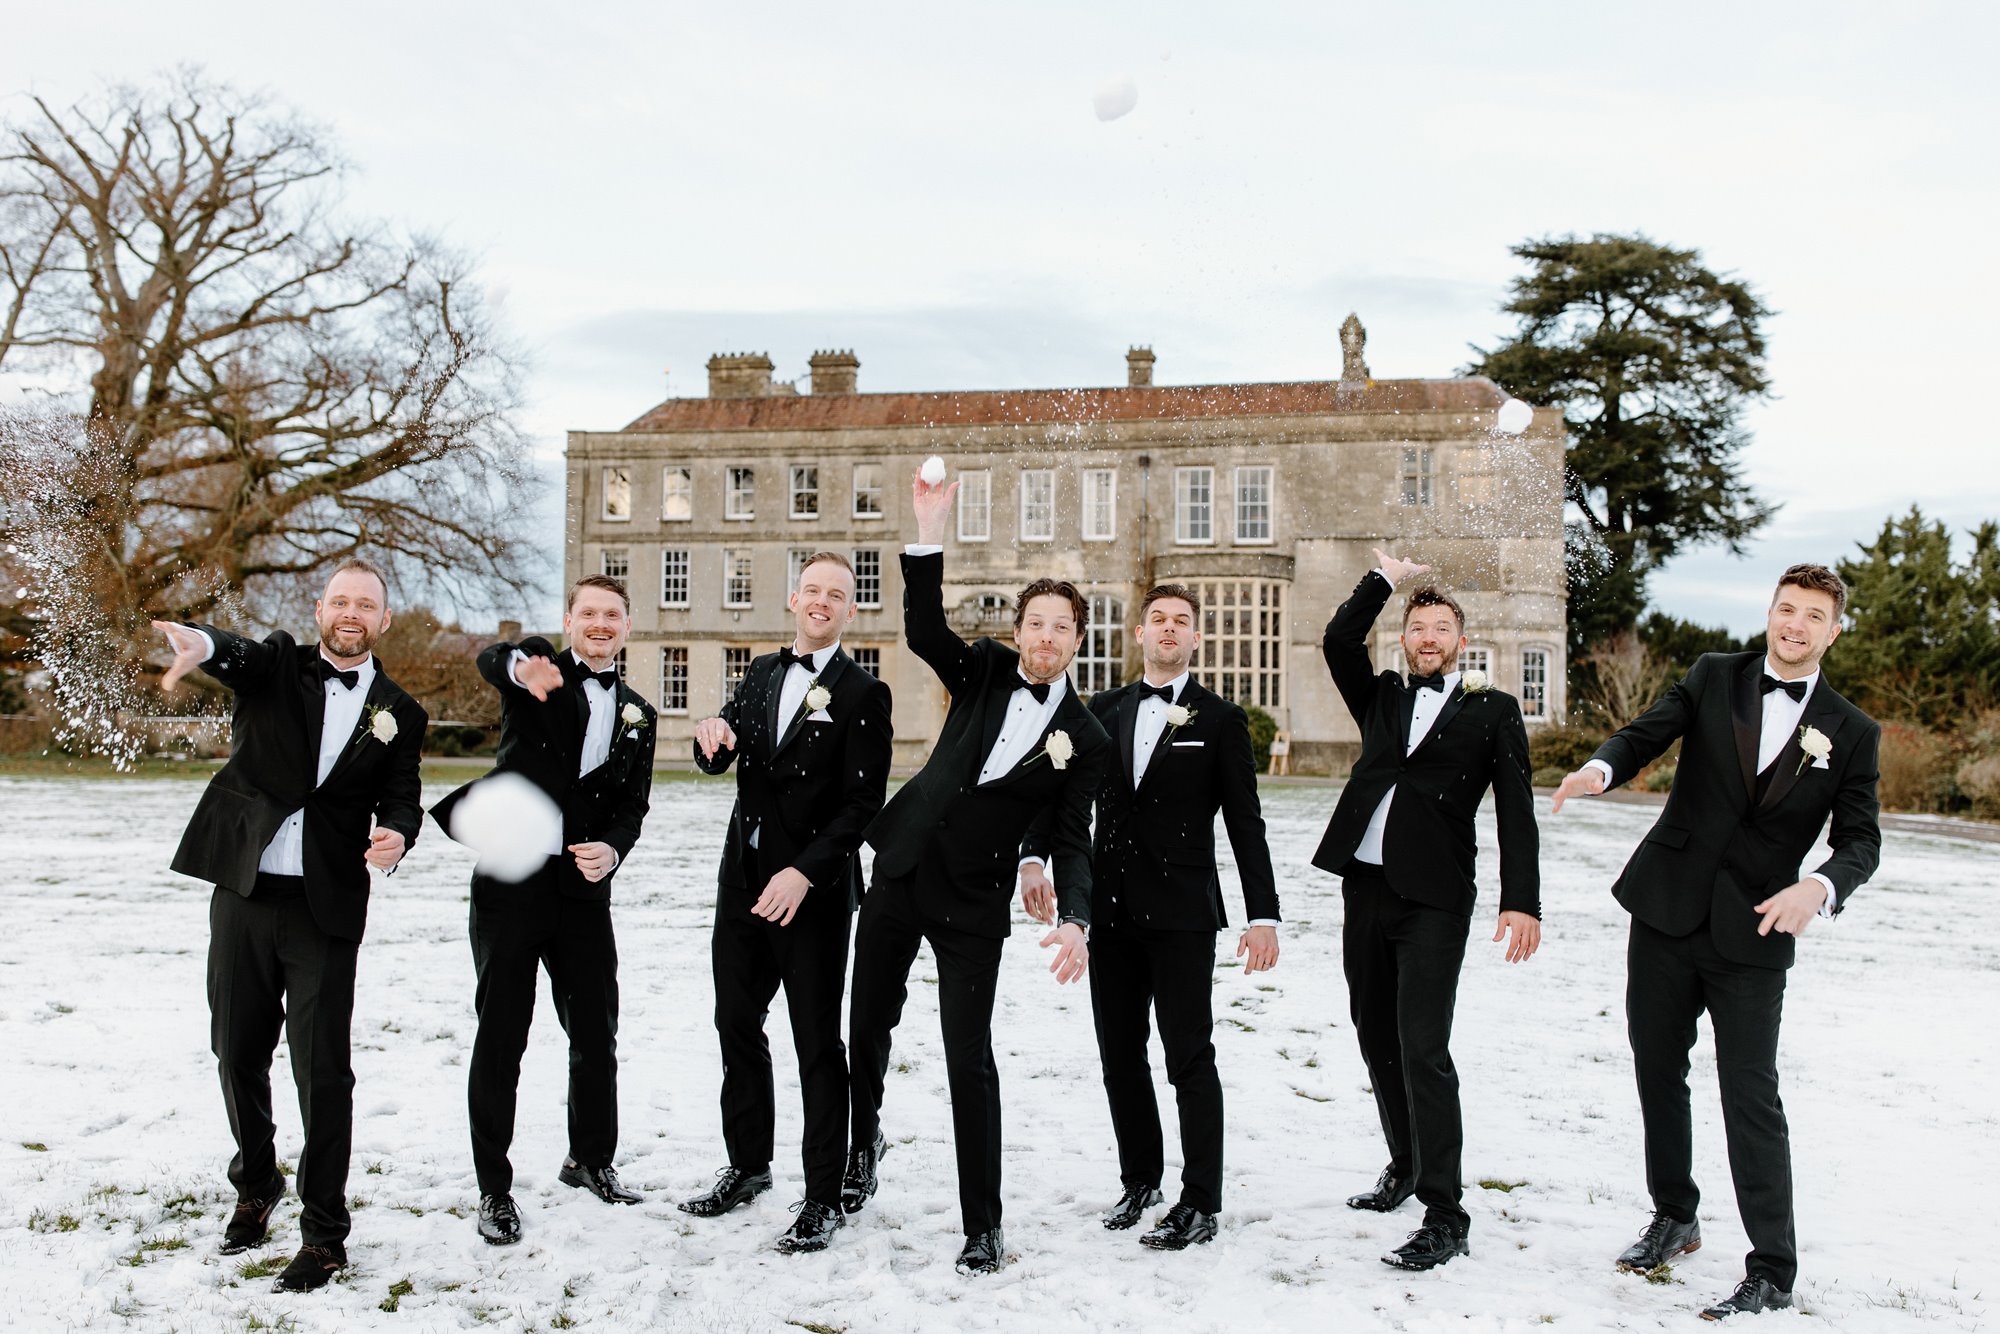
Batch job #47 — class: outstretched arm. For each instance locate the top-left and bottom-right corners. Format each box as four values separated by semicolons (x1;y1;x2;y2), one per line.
1555;654;1713;812
157;622;285;694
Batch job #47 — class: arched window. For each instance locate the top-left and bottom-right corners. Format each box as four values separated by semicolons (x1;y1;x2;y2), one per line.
1076;594;1125;695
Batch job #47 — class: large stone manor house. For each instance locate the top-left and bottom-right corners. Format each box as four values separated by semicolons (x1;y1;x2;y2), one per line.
564;315;1566;773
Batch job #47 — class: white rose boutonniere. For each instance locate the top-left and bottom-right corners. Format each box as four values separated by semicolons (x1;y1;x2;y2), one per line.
1162;702;1199;741
1028;729;1075;770
1461;669;1491;694
1797;724;1832;774
369;708;398;744
621;702;646;728
805;684;833;714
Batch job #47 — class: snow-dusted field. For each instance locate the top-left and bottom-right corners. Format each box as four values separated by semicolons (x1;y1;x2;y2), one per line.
0;774;1993;1332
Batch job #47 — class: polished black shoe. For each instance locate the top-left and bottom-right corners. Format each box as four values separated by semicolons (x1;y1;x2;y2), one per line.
955;1226;1006;1276
677;1166;773;1218
1382;1221;1471;1271
839;1133;889;1214
774;1199;845;1254
1700;1277;1793;1320
272;1243;346;1292
219;1188;282;1255
1102;1185;1165;1231
1346;1165;1415;1212
477;1193;522;1246
1139;1203;1218;1250
558;1159;641;1204
1616;1211;1702;1272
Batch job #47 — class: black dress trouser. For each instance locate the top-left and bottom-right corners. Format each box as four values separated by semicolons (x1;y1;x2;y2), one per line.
711;848;853;1208
208;875;359;1248
466;862;621;1196
848;869;1007;1236
1627;915;1796;1290
1341;864;1472;1230
1089;919;1225;1214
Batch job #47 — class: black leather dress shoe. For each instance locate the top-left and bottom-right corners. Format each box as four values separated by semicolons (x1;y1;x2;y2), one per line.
559;1160;641;1204
273;1243;346;1292
478;1193;522;1246
677;1166;773;1218
1382;1221;1471;1271
1139;1203;1218;1250
1102;1185;1165;1231
1347;1165;1415;1212
840;1133;889;1214
774;1199;845;1254
955;1227;1006;1275
1700;1277;1793;1320
1616;1211;1702;1271
220;1188;282;1255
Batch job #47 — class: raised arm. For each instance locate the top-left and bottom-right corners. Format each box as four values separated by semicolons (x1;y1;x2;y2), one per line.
1322;551;1425;725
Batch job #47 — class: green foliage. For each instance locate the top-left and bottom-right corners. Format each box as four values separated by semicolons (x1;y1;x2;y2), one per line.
1528;722;1606;774
1836;507;2000;728
1643;763;1677;793
1468;234;1776;651
1638;612;1754;679
1240;702;1277;771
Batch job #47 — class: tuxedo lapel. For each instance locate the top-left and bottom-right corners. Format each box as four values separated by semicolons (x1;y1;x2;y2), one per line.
300;646;328;789
974;660;1018;778
1729;657;1761;804
322;672;395;786
1758;688;1846;811
987;684;1084;788
1116;686;1141;789
1408;684;1471;758
1136;680;1206;795
1392;676;1416;756
762;655;786;754
773;650;847;760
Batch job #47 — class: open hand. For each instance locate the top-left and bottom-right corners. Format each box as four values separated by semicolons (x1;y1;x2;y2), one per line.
1550;765;1607;814
1019;860;1055;925
517;655;564;702
753;866;811;927
151;620;208;691
1755;880;1828;937
1371;547;1432;587
570;841;617;883
911;473;959;546
1493;910;1541;963
695;716;737;760
365;827;406;871
1041;922;1088;984
1237;925;1279;973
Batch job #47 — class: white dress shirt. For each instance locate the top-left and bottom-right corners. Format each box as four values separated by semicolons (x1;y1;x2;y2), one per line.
1584;659;1834;915
188;630;376;878
1353;667;1461;866
509;648;622;858
980;671;1069;784
1130;671;1192;786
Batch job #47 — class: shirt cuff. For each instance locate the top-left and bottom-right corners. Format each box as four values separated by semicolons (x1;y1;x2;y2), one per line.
507;648;528;686
1247;918;1279;928
1374;567;1396;589
192;627;216;662
905;543;944;556
1806;871;1835;918
1018;856;1045;871
1584;758;1616;789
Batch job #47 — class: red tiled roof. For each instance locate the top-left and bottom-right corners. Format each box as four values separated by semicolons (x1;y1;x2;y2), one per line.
619;377;1507;433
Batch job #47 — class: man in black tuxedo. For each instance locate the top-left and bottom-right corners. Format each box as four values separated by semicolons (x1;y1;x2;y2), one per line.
845;468;1110;1275
1312;550;1541;1272
429;574;657;1245
1019;582;1280;1251
1552;563;1881;1319
677;552;894;1253
155;561;427;1292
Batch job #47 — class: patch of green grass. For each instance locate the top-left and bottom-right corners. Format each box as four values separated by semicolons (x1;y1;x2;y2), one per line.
22;1141;48;1152
163;1192;203;1218
245;1314;301;1332
1221;1018;1256;1032
366;1160;386;1175
380;1277;415;1313
1478;1178;1529;1193
0;754;225;779
237;1255;288;1280
1293;1090;1330;1103
29;1210;82;1233
1643;1263;1679;1286
786;1323;847;1334
50;1003;75;1015
550;1314;577;1330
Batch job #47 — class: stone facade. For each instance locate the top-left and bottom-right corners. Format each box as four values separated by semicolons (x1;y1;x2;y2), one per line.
566;317;1566;773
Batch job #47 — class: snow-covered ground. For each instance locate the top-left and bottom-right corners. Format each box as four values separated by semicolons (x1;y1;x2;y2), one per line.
0;774;1993;1332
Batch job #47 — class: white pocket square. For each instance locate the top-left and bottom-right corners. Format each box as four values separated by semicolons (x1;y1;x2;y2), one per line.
807;709;833;723
1171;740;1204;747
625;729;639;741
1810;754;1829;769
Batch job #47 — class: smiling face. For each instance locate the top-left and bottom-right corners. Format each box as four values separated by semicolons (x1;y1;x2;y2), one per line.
790;559;857;654
1136;596;1200;681
565;584;630;668
1017;592;1083;685
1400;602;1466;677
315;568;391;663
1766;583;1841;675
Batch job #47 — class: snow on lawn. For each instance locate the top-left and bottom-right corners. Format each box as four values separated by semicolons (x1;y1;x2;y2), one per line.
0;774;1993;1332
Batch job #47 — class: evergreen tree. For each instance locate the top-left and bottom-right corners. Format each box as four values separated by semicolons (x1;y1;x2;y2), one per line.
1837;507;2000;726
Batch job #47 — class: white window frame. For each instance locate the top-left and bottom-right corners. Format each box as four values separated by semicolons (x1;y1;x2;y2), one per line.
1234;465;1274;544
723;549;754;608
957;469;991;542
1459;646;1492;679
1082;468;1117;542
851;646;882;678
659;646;689;714
789;464;819;520
853;548;883;608
1019;469;1054;543
725;466;756;521
599;549;629;580
1076;594;1125;694
1400;446;1434;507
1175;466;1214;544
661;466;692;522
660;548;690;608
723;646;752;703
601;466;632;521
1520;646;1551;720
852;463;885;519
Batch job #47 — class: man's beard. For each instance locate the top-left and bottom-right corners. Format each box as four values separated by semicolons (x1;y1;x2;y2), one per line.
1402;643;1459;675
1143;643;1191;677
319;622;381;658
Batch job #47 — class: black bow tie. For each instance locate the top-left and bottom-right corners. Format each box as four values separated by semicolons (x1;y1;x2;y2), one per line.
777;647;814;672
1016;679;1052;704
1760;675;1808;702
316;658;359;691
1137;682;1175;704
563;657;618;690
1406;673;1447;694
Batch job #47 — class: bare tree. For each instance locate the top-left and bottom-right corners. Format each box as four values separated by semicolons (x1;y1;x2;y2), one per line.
0;69;541;641
1576;631;1675;732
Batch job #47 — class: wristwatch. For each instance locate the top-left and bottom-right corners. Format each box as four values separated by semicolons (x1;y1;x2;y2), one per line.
1060;915;1090;941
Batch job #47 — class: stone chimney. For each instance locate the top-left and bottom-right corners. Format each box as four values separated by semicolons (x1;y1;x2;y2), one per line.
498;619;522;643
1338;313;1371;384
1126;345;1155;387
707;352;775;398
808;349;860;395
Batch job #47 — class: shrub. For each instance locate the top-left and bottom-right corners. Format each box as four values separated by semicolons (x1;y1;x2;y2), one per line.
1528;722;1605;774
1531;766;1570;789
1643;763;1677;793
1240;703;1277;772
1877;722;1953;813
1957;754;2000;819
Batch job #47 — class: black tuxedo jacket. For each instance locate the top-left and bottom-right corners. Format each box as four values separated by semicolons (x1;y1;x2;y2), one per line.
430;637;657;901
1310;571;1540;918
692;645;894;912
1024;677;1280;931
862;551;1110;938
169;626;427;943
1591;651;1882;969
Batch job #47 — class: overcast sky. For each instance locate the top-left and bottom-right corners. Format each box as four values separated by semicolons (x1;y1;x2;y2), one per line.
6;1;1994;632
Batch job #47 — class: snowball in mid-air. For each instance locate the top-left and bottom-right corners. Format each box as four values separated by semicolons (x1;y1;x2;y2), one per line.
449;771;563;882
920;455;947;486
1495;398;1534;434
1093;76;1138;122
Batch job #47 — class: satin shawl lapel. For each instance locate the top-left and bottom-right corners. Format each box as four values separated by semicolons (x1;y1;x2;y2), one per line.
986;684;1084;789
1135;679;1204;795
1729;656;1762;804
300;646;329;790
974;654;1021;779
1758;687;1847;811
1391;675;1415;756
762;655;787;755
773;650;848;760
323;671;396;786
1116;687;1142;789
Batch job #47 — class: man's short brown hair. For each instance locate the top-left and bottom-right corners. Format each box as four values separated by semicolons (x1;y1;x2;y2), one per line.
1774;563;1847;618
1139;583;1202;621
569;573;631;613
1401;585;1466;633
1014;577;1088;632
325;558;389;603
797;551;854;587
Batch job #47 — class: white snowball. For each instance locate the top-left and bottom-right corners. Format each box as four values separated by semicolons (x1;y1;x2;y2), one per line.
920;456;947;486
1093;75;1138;122
1495;398;1534;434
449;771;563;883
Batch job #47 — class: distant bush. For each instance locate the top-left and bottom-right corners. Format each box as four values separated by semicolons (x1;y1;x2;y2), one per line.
1643;763;1676;793
1528;723;1605;775
1531;767;1570;789
1957;754;2000;819
1877;722;1953;813
1240;703;1277;772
